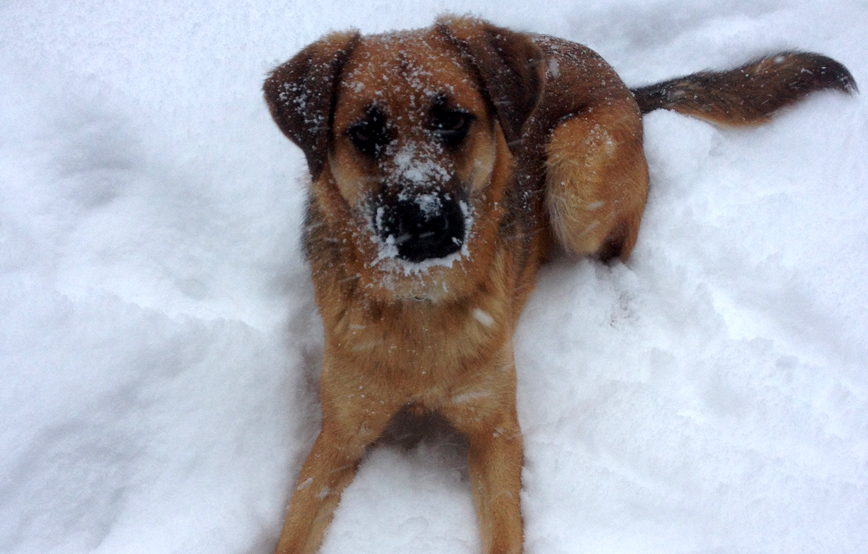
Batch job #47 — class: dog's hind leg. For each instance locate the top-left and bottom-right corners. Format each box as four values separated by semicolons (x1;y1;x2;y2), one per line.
544;99;649;262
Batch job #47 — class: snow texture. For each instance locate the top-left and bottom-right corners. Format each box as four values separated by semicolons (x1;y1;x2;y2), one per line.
1;0;866;553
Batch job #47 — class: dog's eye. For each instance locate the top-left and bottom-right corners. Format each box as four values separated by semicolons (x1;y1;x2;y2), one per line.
347;110;390;158
441;112;469;132
347;122;388;157
432;109;473;147
350;125;373;143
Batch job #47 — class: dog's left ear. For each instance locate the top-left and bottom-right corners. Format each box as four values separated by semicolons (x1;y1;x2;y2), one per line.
437;17;545;149
263;30;360;179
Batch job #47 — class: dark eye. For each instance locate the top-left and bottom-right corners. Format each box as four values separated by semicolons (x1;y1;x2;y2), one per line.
442;112;469;132
432;109;473;147
347;107;390;158
350;124;374;143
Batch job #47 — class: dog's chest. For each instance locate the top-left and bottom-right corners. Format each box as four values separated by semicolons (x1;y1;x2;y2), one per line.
325;292;510;376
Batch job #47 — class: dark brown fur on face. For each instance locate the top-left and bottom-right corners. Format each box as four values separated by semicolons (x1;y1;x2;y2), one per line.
263;16;855;554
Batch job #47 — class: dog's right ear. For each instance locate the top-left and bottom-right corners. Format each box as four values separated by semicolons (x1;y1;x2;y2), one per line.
437;17;545;150
263;31;360;180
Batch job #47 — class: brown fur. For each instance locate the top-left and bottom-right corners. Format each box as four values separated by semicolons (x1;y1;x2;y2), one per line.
631;51;856;125
263;16;855;554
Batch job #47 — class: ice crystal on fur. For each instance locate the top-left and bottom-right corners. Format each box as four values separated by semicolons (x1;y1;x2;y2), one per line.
392;143;451;185
473;308;495;327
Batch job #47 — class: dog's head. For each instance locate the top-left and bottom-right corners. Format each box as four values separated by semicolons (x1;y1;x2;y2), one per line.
264;17;544;302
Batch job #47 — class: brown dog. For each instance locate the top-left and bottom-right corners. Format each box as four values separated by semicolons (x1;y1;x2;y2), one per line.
263;16;855;554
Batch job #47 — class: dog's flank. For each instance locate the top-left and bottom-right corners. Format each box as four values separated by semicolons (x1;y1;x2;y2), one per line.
263;16;856;554
631;51;857;125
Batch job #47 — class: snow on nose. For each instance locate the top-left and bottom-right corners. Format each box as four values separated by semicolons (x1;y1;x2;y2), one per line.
376;192;465;262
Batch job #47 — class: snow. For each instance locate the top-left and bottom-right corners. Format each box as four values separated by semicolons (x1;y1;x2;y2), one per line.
1;0;866;553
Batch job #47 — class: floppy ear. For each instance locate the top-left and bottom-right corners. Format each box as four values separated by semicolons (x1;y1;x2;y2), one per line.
263;30;360;179
437;17;545;149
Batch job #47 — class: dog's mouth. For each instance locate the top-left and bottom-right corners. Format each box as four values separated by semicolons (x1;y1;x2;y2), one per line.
374;191;467;263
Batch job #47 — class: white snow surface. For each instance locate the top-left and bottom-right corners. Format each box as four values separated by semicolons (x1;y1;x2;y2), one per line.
1;0;867;553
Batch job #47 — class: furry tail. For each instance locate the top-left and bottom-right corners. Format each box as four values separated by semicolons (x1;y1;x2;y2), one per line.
631;52;857;125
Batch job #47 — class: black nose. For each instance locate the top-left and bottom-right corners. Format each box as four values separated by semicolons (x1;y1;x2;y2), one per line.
377;193;466;262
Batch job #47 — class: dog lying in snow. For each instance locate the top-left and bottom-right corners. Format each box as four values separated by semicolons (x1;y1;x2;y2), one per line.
262;15;855;554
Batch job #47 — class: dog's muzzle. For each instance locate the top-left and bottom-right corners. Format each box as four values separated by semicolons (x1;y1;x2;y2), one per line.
376;192;466;263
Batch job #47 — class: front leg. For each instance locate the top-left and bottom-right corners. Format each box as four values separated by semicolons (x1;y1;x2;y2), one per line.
274;425;360;554
465;410;524;554
440;354;525;554
275;397;397;554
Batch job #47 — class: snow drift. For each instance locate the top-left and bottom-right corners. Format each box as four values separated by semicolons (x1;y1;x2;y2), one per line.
1;0;866;553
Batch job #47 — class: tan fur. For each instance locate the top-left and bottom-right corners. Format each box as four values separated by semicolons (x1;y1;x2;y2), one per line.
263;16;856;554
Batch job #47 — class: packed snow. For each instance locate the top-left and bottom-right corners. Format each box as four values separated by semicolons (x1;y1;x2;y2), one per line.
1;0;866;553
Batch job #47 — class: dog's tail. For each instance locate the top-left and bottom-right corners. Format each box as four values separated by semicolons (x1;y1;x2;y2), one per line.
630;51;857;126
